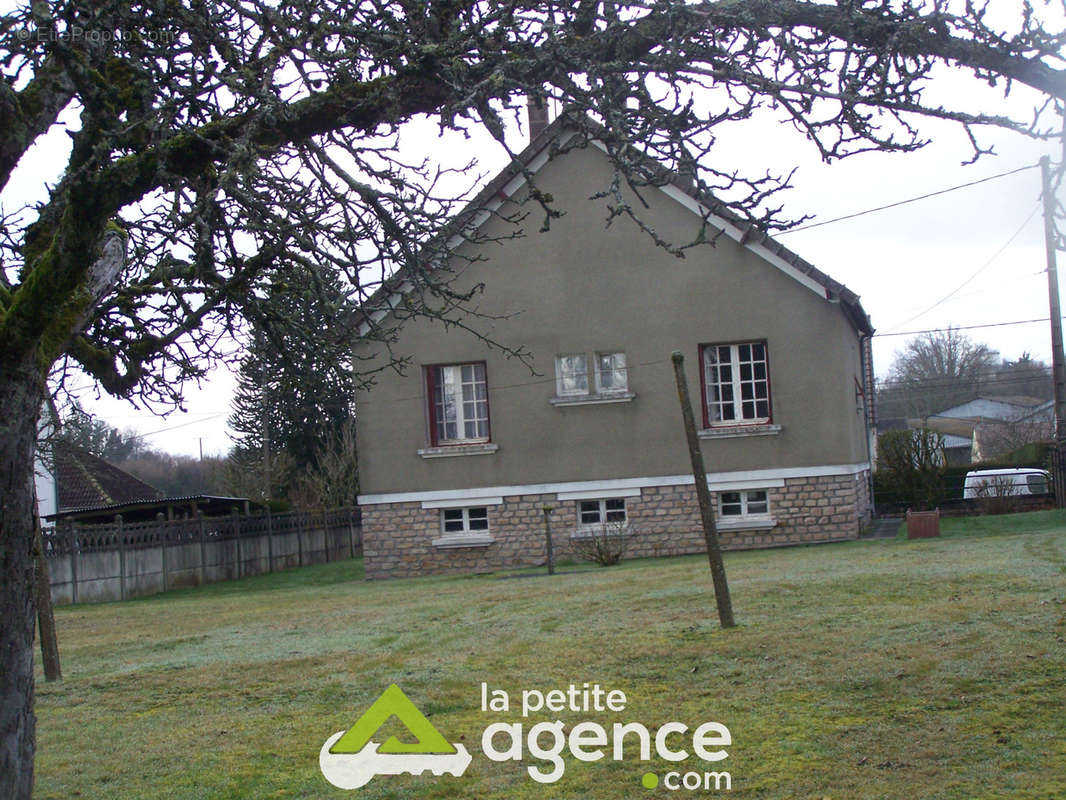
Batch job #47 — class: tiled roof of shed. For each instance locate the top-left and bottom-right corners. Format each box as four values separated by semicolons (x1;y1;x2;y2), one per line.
53;443;163;512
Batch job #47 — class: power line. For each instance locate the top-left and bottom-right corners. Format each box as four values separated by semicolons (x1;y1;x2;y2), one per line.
777;162;1040;236
873;317;1055;338
875;371;1054;392
882;201;1043;332
128;413;230;441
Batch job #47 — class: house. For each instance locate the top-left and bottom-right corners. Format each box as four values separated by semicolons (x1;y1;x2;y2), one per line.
904;396;1055;464
935;396;1050;423
898;416;977;466
353;114;876;579
40;441;255;525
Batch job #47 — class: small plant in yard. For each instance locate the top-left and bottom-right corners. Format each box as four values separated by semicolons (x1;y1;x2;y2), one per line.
971;475;1019;515
570;521;629;566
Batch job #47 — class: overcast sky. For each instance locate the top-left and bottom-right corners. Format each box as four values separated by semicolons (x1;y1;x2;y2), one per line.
5;7;1063;458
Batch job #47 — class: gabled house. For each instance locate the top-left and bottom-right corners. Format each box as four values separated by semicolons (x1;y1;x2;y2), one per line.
353;115;876;579
40;441;255;525
905;396;1056;464
935;396;1050;422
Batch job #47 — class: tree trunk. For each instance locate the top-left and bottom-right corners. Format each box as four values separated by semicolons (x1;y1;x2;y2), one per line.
0;358;47;800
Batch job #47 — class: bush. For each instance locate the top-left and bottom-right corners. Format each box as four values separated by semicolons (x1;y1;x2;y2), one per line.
571;522;629;566
969;475;1020;515
876;428;947;510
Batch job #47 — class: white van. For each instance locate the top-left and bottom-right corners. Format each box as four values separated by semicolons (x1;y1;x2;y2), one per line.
962;468;1051;499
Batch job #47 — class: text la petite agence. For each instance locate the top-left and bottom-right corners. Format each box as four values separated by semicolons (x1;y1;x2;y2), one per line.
478;682;731;784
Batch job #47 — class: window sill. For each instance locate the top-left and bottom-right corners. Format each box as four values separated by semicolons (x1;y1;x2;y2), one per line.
699;424;781;440
717;518;777;532
418;443;499;459
432;534;495;549
550;392;635;407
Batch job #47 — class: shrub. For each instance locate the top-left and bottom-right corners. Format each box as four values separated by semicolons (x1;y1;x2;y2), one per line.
571;522;629;566
877;428;947;511
970;475;1020;515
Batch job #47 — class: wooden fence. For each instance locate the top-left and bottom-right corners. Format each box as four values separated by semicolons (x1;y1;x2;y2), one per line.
42;507;361;604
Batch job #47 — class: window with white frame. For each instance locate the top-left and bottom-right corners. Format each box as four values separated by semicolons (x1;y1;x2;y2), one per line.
555;354;589;397
427;363;490;445
578;497;627;526
554;351;629;399
441;506;489;534
718;490;770;519
594;352;628;394
701;342;771;426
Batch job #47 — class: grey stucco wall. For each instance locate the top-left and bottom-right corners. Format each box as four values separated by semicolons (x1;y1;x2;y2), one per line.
355;143;870;496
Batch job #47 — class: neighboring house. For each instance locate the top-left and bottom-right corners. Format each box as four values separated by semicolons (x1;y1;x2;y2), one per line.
40;441;254;525
911;396;1055;464
936;396;1049;423
353;115;876;579
972;399;1054;462
900;417;977;466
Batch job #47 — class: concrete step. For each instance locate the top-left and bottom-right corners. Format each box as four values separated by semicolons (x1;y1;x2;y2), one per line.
862;517;902;539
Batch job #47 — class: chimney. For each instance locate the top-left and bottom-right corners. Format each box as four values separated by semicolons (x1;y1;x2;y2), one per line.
677;151;697;193
527;94;549;141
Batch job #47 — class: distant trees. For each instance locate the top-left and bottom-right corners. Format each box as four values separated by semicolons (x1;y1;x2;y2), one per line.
880;328;998;419
877;331;1053;420
57;402;146;463
51;405;229;496
120;451;230;498
991;353;1054;401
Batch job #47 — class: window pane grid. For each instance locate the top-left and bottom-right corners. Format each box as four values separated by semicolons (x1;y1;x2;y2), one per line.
556;354;589;396
595;352;628;393
556;351;629;396
433;364;489;443
577;498;628;526
703;343;769;425
718;490;770;519
441;507;490;534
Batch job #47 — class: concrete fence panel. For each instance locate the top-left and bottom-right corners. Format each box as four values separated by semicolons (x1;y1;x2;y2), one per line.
43;508;362;605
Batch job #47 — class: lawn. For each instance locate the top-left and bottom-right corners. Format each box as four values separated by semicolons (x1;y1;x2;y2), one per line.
34;511;1066;799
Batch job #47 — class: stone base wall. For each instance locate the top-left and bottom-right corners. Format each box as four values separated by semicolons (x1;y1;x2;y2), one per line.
363;471;871;579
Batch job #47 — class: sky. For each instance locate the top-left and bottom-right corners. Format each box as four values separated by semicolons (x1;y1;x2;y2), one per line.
4;6;1064;458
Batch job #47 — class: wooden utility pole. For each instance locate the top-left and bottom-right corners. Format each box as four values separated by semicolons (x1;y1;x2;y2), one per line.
671;351;735;628
262;390;272;505
31;491;61;681
1041;156;1066;447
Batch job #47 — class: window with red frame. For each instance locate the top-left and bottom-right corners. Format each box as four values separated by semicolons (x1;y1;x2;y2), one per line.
701;342;771;426
427;363;490;445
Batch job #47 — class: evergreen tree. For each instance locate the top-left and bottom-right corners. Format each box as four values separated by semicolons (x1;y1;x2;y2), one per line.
58;402;145;463
227;264;357;502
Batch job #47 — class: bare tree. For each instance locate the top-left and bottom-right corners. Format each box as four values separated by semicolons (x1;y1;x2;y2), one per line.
3;1;1066;794
883;327;1000;418
289;418;360;510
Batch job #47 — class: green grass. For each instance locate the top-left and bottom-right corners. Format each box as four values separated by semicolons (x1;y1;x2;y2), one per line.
34;511;1066;799
893;508;1066;540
